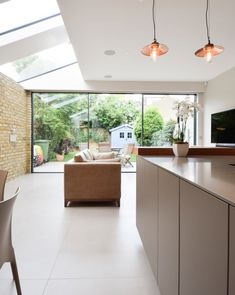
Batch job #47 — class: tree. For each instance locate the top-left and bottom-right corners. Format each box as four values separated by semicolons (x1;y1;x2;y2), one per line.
34;95;72;159
93;96;140;130
134;107;164;146
151;120;176;146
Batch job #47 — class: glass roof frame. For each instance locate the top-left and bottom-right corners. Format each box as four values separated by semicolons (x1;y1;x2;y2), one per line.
0;13;61;36
0;0;60;34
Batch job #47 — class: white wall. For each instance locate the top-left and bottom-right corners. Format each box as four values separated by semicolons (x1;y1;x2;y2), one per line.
203;67;235;146
21;63;206;94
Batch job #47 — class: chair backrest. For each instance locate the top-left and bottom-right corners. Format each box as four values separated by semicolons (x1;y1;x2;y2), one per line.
0;170;8;202
123;143;135;155
0;187;20;266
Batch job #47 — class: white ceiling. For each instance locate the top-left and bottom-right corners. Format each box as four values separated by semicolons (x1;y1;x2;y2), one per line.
57;0;235;82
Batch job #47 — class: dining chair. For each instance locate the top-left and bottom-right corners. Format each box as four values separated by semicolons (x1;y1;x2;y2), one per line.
0;187;22;295
0;170;8;201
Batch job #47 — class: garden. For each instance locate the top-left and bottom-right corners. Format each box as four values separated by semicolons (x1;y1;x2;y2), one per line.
33;93;179;166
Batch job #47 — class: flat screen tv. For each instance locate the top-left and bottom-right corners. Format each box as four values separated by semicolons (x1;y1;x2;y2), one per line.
211;108;235;145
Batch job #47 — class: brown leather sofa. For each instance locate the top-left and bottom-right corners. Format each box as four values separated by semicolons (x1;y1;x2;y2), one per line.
64;149;121;207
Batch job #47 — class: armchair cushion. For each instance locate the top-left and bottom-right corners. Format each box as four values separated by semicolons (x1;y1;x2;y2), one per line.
93;151;115;160
95;158;120;162
74;149;119;163
74;152;88;162
83;149;94;160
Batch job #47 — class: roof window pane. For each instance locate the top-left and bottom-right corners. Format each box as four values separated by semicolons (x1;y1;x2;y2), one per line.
0;43;77;82
0;15;63;47
0;0;60;34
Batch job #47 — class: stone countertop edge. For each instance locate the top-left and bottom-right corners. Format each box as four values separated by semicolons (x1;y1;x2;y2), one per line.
141;155;235;207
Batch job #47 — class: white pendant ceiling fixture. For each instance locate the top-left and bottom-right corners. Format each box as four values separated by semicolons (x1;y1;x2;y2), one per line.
141;0;168;61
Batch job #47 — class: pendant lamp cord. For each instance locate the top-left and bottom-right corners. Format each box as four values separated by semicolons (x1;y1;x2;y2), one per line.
206;0;210;43
152;0;156;41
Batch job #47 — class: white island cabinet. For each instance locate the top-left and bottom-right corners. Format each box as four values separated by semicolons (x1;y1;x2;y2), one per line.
136;156;158;279
229;205;235;295
158;168;179;295
136;155;235;295
180;180;228;295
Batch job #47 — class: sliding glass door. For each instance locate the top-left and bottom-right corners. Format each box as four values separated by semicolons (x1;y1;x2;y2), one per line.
32;92;197;173
88;93;142;152
33;92;88;172
143;94;196;146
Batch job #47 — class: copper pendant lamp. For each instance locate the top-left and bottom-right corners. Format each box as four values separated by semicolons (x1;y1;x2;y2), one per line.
195;0;224;63
141;0;168;61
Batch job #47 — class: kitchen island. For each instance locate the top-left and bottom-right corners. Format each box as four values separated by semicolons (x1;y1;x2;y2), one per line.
136;155;235;295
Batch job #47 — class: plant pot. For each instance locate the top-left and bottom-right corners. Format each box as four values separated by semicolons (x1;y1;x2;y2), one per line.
56;154;64;161
172;142;189;157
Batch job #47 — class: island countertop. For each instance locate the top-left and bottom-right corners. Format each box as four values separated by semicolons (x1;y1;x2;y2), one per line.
141;155;235;206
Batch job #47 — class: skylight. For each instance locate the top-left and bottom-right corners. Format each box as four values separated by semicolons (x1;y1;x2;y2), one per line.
0;43;77;82
0;15;63;47
0;0;60;34
0;0;61;46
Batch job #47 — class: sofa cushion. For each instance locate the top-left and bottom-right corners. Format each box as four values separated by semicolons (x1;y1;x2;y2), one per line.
74;149;119;162
74;154;84;162
87;149;94;159
74;151;87;162
95;158;120;162
83;149;94;160
93;151;115;160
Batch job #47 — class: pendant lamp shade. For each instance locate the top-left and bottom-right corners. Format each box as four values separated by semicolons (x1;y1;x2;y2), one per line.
195;0;224;62
141;0;168;60
141;40;168;58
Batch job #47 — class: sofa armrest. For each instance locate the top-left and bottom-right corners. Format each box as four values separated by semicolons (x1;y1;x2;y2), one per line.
64;162;121;204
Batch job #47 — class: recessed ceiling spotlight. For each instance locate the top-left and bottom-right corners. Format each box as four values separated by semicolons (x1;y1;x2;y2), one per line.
104;50;116;56
104;75;112;79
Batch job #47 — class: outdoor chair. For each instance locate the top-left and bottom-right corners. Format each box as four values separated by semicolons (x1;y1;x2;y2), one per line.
0;170;8;201
0;187;22;295
119;143;135;167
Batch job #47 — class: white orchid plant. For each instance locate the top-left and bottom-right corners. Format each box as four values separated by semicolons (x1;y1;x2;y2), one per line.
173;98;200;143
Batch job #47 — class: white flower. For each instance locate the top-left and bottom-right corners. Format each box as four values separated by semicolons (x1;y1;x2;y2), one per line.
173;99;200;142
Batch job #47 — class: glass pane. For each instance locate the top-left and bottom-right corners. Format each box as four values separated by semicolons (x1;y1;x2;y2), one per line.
0;43;77;82
0;15;63;47
143;94;196;146
0;0;60;33
32;92;197;173
88;93;142;171
33;93;88;173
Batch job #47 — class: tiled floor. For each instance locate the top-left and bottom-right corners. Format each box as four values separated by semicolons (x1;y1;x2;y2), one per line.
0;173;160;295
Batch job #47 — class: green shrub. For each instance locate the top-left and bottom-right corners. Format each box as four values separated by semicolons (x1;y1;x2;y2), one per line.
151;120;176;146
134;107;164;146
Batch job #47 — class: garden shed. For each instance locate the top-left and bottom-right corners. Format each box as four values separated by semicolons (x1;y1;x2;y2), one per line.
109;124;137;148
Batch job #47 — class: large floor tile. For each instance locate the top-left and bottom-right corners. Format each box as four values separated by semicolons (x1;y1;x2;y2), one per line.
50;219;153;278
0;279;47;295
44;278;160;295
0;173;158;294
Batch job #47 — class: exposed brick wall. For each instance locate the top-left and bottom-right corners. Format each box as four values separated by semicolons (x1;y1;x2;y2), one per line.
0;73;31;180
